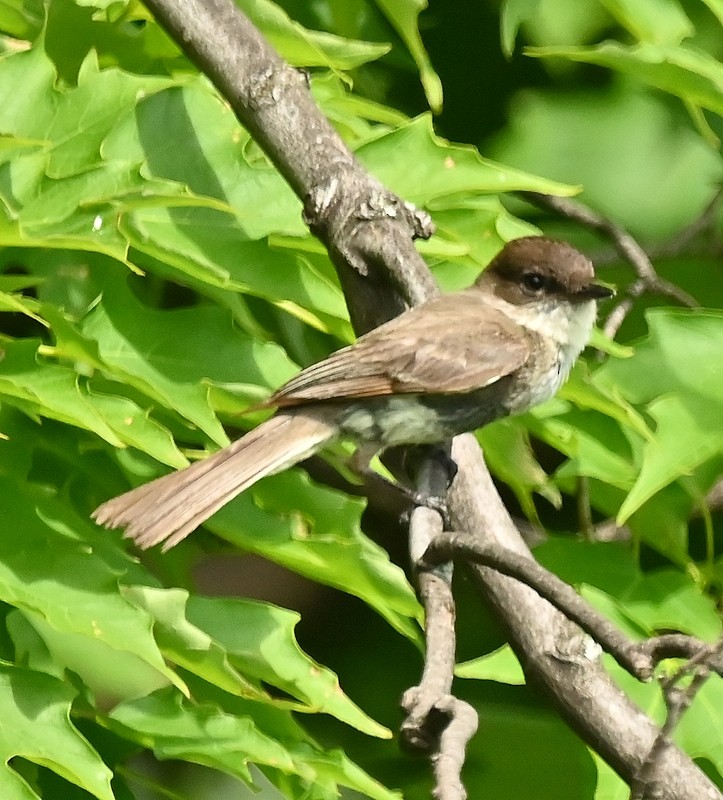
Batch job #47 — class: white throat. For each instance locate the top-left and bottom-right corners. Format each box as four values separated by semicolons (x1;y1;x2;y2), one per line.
488;294;597;381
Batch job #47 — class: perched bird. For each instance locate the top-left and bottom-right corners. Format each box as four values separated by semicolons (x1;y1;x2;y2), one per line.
94;236;613;550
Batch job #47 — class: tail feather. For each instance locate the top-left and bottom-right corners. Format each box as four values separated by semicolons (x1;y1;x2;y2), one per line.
93;411;338;550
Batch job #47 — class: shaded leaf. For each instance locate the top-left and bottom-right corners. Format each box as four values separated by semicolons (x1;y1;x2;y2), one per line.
108;688;398;800
500;0;542;57
620;570;722;639
80;276;298;446
108;688;293;785
478;418;560;520
528;41;723;116
123;586;270;703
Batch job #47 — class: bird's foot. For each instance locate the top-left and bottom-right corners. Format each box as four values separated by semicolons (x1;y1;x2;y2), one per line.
402;491;451;528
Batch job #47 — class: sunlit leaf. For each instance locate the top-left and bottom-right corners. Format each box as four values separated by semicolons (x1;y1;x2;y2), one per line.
0;480;185;698
238;0;390;68
0;664;114;800
595;0;692;45
456;645;526;685
357;115;579;205
205;470;422;642
596;309;723;521
373;0;443;111
187;594;391;737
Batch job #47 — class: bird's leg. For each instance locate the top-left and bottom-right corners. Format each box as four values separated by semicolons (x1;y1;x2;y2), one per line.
349;443;457;524
409;444;458;488
403;444;457;524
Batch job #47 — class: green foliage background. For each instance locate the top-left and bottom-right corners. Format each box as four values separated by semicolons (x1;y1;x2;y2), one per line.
0;0;721;798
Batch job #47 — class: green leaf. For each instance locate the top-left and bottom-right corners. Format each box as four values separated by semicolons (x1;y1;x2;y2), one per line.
187;594;391;738
619;393;723;522
596;309;723;522
700;0;723;27
561;361;652;442
625;482;692;566
0;47;178;261
674;676;723;776
102;82;304;238
426;198;538;289
535;539;640;598
620;570;722;640
238;0;390;69
205;471;422;642
0;46;173;181
594;0;693;45
590;749;634;800
0;480;185;699
527;41;723;116
0;338;186;466
490;83;722;240
119;205;348;324
478;418;561;520
0;290;46;325
536;538;721;641
456;645;526;685
0;0;44;40
356;115;579;206
527;406;638;489
123;586;271;704
0;274;44;292
373;0;443;111
79;276;298;446
595;655;723;786
500;0;543;56
107;688;398;800
108;688;294;785
0;664;113;800
588;327;635;359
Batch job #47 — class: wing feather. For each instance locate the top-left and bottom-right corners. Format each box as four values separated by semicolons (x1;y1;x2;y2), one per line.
270;291;529;407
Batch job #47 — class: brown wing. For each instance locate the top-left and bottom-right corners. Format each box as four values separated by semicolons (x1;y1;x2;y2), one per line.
269;291;530;408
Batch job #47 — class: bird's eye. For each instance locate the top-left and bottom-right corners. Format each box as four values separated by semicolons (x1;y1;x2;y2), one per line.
521;272;546;294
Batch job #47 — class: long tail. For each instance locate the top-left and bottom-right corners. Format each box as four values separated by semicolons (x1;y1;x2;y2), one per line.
92;411;338;551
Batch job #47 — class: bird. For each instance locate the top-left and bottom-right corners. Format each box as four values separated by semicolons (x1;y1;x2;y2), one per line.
93;236;613;550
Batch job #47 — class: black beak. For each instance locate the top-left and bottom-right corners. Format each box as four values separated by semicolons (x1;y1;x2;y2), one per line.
576;282;616;301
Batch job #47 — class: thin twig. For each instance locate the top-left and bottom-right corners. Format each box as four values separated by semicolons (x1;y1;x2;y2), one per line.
576;476;594;538
631;636;723;799
649;187;723;260
421;532;723;682
401;450;478;800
